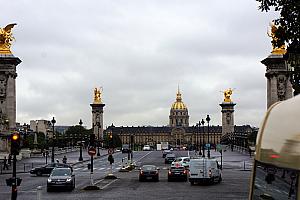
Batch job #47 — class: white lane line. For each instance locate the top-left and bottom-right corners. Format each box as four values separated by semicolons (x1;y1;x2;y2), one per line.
83;168;88;171
100;179;118;190
74;168;81;171
98;167;105;170
94;179;105;185
115;167;120;170
136;151;152;162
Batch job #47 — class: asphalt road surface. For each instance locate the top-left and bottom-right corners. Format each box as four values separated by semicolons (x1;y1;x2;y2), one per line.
0;150;251;200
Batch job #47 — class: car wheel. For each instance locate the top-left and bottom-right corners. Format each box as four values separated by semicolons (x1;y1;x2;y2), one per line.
190;181;194;185
184;177;187;182
47;187;51;192
139;177;143;182
37;171;42;176
167;177;171;182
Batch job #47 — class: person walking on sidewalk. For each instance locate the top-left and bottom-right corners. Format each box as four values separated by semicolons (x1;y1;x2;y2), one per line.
2;156;9;170
62;156;67;164
8;154;12;166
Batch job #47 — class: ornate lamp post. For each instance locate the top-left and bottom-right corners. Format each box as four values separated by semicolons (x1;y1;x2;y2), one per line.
206;115;211;158
96;121;101;156
51;117;56;163
201;119;205;157
78;119;83;161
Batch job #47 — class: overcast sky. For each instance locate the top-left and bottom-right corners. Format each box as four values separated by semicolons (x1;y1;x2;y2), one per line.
2;0;278;129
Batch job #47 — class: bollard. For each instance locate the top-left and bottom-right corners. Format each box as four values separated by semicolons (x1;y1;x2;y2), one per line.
243;161;246;170
36;186;42;200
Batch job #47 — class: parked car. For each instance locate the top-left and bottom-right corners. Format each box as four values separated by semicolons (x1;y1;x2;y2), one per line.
47;167;75;192
168;165;188;181
189;158;222;185
171;157;190;169
162;149;171;158
139;165;159;181
165;153;176;164
30;163;72;176
143;145;151;151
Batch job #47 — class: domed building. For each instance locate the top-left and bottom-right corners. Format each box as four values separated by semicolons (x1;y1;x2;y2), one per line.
169;88;189;127
105;88;253;150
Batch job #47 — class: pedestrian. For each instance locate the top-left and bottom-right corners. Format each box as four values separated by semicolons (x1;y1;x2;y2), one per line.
3;156;9;170
248;147;252;158
8;154;12;166
62;156;67;164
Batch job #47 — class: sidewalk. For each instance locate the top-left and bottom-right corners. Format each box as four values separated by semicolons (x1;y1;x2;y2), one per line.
0;148;110;175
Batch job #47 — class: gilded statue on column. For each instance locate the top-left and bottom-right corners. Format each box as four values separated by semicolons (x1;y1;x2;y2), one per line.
0;23;17;54
223;88;233;103
93;87;103;104
267;22;286;55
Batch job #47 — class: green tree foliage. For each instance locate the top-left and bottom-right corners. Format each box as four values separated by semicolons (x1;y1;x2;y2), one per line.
256;0;300;48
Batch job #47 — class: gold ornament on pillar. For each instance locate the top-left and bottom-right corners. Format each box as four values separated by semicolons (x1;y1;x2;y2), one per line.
267;22;286;55
0;23;17;54
93;87;103;104
222;88;233;103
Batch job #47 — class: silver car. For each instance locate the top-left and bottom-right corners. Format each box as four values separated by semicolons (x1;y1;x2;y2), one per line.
47;167;75;192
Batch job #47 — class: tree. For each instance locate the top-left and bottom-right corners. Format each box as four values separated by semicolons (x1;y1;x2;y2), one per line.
256;0;300;48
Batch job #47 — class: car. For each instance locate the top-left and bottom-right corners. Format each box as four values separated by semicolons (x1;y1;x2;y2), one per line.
139;165;159;181
165;153;176;164
162;150;171;158
171;157;190;169
168;165;188;182
189;158;222;185
47;167;75;192
30;163;73;176
122;144;130;153
143;145;151;151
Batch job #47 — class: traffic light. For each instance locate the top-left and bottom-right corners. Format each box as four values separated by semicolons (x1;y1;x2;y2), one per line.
11;132;21;155
108;132;113;147
89;134;95;147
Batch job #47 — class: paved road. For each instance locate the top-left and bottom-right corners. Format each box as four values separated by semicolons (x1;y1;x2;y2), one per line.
0;149;252;200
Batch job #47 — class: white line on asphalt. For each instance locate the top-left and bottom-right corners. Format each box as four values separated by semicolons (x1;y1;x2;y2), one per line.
100;179;118;190
98;167;105;170
94;179;105;185
136;151;152;162
74;168;81;171
83;168;88;171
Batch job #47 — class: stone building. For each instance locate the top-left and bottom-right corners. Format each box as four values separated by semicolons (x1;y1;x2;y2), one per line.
105;89;253;148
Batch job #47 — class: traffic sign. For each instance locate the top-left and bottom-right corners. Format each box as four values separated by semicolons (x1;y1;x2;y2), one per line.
88;147;96;156
108;148;113;155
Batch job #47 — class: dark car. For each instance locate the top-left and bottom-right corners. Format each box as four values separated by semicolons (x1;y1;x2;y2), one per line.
168;165;188;181
139;165;159;182
30;163;72;176
47;167;75;192
165;153;176;164
162;150;171;158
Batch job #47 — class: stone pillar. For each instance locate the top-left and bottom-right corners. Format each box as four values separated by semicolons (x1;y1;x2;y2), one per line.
0;55;21;153
262;54;293;109
220;102;236;136
90;103;105;140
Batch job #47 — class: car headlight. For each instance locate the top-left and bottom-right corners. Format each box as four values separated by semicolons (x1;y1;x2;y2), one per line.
47;178;52;183
66;178;72;182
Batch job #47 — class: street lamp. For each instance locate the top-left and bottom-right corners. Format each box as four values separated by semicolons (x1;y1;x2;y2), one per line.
51;117;56;163
206;115;211;158
201;119;205;157
79;119;83;161
96;122;101;156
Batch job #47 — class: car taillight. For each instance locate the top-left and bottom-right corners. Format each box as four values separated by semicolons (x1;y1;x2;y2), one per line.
155;170;159;174
183;170;187;174
168;170;172;175
209;169;212;177
140;171;144;175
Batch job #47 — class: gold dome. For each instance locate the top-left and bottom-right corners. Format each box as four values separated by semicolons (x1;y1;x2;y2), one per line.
171;88;187;110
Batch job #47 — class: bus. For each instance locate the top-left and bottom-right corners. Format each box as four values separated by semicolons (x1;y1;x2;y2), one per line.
249;95;300;199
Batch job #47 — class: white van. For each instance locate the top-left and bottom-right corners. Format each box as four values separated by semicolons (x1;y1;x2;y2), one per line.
188;158;222;185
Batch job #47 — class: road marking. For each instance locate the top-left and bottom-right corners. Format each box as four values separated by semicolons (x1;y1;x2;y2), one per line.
98;167;105;170
74;168;81;171
83;168;88;171
136;151;152;162
94;179;105;185
100;179;118;190
115;167;120;170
